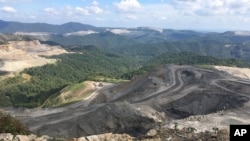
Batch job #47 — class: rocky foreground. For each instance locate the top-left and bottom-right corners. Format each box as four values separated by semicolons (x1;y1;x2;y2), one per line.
0;128;229;141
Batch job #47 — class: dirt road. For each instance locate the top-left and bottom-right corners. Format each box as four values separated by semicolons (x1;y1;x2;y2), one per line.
4;65;250;138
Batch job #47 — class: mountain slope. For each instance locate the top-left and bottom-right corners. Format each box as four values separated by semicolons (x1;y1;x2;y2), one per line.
50;32;138;49
0;46;136;107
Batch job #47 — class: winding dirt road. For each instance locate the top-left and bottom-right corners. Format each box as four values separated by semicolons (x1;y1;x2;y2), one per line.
4;65;250;138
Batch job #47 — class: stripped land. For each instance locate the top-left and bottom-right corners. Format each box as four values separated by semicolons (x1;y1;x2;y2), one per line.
5;65;250;138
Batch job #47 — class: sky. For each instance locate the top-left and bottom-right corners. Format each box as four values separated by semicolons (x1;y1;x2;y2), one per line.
0;0;250;31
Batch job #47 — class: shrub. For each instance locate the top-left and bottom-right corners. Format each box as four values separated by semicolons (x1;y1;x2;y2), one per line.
0;111;30;135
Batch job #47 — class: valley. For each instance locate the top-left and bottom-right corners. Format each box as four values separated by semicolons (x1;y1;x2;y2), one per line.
1;20;250;140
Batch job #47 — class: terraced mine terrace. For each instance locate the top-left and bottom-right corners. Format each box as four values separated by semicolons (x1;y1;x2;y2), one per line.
4;65;250;139
0;40;68;72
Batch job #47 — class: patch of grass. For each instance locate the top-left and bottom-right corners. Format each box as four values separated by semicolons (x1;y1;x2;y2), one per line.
21;73;32;81
52;99;82;108
92;76;128;83
62;82;86;92
42;81;94;107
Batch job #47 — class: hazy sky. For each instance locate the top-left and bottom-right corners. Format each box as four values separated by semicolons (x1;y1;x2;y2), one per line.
0;0;250;31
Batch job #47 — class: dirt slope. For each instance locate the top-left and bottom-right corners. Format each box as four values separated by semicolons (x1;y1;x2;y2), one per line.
215;66;250;79
0;40;68;72
42;81;113;107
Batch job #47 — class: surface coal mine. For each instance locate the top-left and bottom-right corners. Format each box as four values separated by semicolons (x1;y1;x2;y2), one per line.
6;65;250;138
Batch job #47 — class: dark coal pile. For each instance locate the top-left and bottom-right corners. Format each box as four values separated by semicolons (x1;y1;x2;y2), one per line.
34;102;156;138
164;90;248;119
98;65;250;119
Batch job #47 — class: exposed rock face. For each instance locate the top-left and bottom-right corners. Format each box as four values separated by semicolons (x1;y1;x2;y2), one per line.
74;133;134;141
73;128;230;141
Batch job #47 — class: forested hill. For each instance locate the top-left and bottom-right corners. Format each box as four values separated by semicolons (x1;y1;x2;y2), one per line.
46;31;250;62
0;46;136;107
49;32;138;49
1;20;250;62
0;45;249;107
113;41;250;61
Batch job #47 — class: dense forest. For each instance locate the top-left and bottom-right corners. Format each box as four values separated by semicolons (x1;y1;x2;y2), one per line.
0;46;136;107
47;34;250;63
0;43;249;107
124;52;250;78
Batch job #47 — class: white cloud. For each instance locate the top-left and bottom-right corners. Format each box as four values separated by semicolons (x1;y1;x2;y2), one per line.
92;0;98;6
126;15;138;20
159;16;167;20
44;1;103;17
173;0;250;16
75;7;90;15
226;0;248;8
87;0;103;14
44;7;59;16
1;6;17;13
114;0;143;12
63;6;74;16
29;15;36;19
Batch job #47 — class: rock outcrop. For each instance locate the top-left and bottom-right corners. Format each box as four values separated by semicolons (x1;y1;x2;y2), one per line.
0;133;52;141
73;133;134;141
0;128;230;141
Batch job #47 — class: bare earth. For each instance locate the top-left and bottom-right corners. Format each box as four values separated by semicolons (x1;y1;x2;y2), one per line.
215;66;250;80
0;40;68;72
167;66;250;132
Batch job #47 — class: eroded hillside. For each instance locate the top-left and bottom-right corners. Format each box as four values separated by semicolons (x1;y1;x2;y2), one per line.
0;40;68;72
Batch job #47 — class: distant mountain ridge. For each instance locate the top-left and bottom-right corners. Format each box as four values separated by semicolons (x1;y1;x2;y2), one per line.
0;20;101;34
1;19;245;41
1;20;250;62
0;20;204;36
